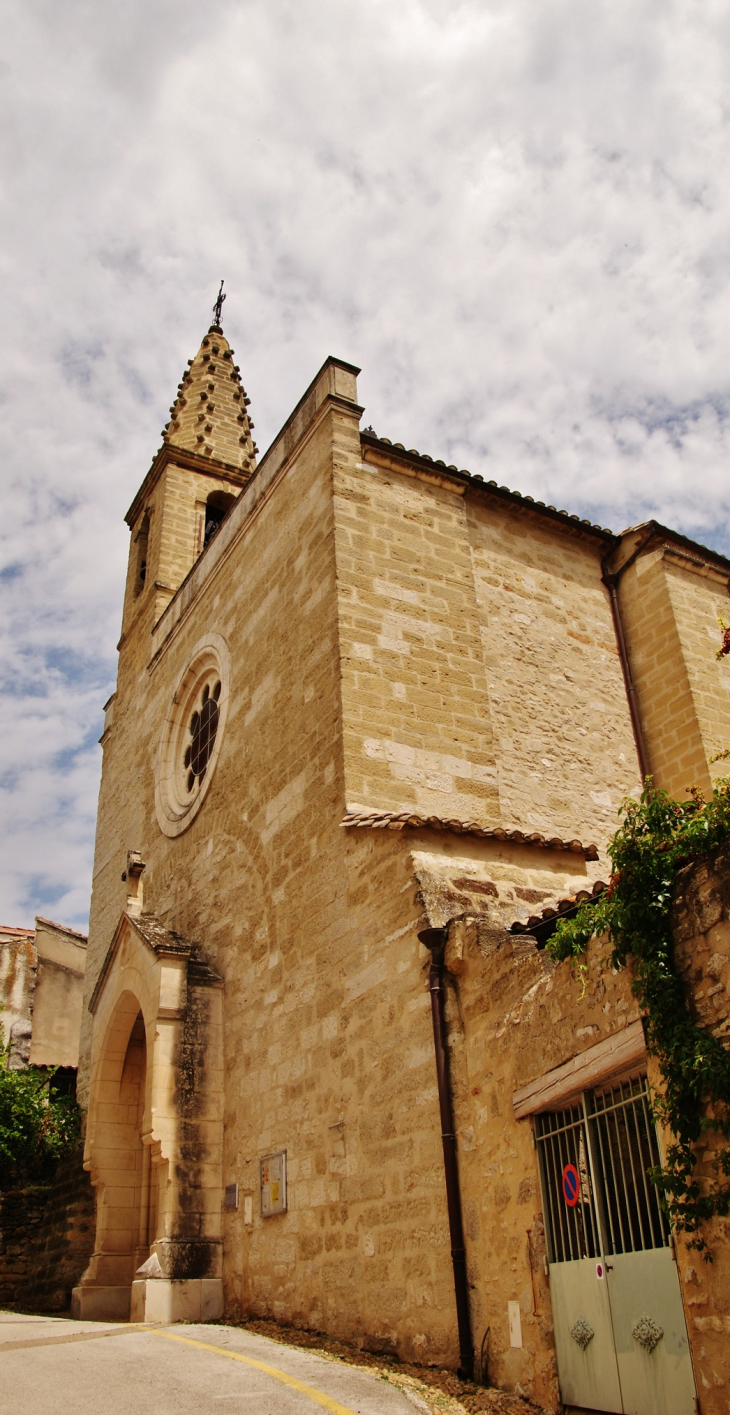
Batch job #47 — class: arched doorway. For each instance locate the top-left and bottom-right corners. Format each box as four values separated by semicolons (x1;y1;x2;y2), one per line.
74;993;155;1316
117;1010;152;1275
73;907;224;1323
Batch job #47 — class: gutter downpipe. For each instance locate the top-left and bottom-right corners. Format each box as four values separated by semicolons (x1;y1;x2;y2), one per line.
418;925;475;1381
601;532;657;783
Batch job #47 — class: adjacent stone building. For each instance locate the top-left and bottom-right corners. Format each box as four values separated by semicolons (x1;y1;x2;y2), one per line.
0;916;87;1076
73;313;730;1414
0;917;92;1314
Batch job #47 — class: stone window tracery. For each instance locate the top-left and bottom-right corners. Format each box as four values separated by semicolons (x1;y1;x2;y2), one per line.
184;680;221;792
154;634;230;838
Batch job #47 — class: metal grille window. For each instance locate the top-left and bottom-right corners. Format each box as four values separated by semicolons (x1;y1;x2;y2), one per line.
536;1105;600;1263
536;1072;669;1264
588;1075;669;1255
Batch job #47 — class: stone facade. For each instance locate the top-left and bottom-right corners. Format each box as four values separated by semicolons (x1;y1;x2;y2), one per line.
0;918;88;1311
0;917;86;1071
426;852;730;1412
74;321;730;1409
434;912;640;1408
0;926;36;1067
612;527;730;799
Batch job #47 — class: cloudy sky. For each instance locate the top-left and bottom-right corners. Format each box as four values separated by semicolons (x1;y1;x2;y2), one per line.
1;0;729;928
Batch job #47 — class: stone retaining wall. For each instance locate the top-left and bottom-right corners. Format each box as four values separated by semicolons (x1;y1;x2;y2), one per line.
670;842;730;1412
0;1146;95;1312
434;839;730;1412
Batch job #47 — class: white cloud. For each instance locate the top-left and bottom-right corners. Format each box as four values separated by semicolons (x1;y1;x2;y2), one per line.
1;0;729;925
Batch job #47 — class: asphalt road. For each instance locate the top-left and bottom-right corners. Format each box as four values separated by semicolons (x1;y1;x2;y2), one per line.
0;1313;423;1415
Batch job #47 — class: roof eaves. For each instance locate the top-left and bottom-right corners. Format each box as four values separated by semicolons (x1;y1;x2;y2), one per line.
510;879;607;937
34;916;88;943
508;879;608;948
621;519;730;577
360;431;615;542
341;808;600;860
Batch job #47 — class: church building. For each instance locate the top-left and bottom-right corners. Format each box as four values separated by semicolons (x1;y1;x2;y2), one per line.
72;307;730;1415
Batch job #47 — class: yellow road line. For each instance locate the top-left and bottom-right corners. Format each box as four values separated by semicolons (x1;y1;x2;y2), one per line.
0;1325;146;1354
149;1329;360;1415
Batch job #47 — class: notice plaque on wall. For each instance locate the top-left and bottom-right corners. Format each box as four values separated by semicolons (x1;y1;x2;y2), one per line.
260;1152;287;1216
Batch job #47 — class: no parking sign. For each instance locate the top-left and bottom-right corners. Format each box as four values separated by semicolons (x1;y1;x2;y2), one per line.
562;1163;580;1207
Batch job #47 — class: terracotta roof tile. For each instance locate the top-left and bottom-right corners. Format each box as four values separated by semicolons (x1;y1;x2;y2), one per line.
509;879;607;937
341;809;600;860
35;916;87;942
360;430;614;538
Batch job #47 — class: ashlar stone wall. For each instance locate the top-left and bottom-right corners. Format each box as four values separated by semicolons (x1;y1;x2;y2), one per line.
333;451;501;826
217;824;598;1362
82;342;730;1377
615;540;730;799
334;443;641;864
84;372;476;1353
467;496;640;846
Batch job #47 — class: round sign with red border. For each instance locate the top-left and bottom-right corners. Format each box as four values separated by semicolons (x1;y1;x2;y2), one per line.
562;1163;580;1207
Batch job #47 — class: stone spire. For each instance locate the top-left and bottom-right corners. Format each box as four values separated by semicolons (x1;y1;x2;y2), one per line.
161;322;258;476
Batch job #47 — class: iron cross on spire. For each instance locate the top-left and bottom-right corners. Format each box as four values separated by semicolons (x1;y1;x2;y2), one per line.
212;279;226;327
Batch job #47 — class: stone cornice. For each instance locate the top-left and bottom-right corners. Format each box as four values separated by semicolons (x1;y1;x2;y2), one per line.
360;432;614;544
89;910;221;1015
125;443;250;529
341;808;600;860
605;519;730;586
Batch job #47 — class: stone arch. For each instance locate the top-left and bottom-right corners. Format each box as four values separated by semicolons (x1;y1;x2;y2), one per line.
73;908;224;1323
133;510;150;596
78;991;154;1314
203;489;236;548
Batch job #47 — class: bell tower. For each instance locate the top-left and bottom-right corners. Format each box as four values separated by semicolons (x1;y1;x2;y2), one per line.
120;288;258;636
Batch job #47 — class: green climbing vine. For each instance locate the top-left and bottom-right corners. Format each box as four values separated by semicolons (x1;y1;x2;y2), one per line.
547;780;730;1255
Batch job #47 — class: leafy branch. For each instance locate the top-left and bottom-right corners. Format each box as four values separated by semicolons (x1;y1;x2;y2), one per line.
0;1055;81;1190
547;781;730;1255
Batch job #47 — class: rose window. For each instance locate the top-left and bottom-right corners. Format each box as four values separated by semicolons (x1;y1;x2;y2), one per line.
184;680;221;792
155;634;229;838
